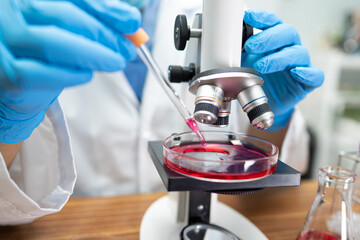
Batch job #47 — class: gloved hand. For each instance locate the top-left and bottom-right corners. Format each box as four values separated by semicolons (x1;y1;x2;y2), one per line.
242;9;324;131
0;0;141;143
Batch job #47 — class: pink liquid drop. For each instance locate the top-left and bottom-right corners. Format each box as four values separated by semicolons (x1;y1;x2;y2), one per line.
185;118;207;147
164;142;276;181
297;230;341;240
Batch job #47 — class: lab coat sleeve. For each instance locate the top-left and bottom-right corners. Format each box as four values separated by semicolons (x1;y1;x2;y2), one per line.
0;100;76;225
279;108;310;173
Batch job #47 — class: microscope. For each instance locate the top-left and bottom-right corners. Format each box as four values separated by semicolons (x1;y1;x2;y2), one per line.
168;0;274;130
139;0;300;239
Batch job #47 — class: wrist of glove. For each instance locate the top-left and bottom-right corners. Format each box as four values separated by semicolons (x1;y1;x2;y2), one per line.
0;108;46;143
0;0;141;143
242;9;324;132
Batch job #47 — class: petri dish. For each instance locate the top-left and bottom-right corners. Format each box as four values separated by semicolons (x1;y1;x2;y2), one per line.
163;131;279;182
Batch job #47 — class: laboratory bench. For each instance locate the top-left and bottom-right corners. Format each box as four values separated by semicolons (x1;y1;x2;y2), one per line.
0;180;317;240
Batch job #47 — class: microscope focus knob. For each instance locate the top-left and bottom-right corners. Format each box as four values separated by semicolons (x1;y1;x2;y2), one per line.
168;63;196;83
242;22;253;51
174;14;190;50
173;14;251;51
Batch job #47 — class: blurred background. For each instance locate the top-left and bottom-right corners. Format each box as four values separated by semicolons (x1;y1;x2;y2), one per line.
247;0;360;177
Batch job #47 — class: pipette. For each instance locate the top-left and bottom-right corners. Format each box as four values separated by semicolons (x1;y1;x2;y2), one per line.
125;28;206;146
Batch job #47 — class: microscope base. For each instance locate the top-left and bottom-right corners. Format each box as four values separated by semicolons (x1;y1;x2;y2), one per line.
139;194;268;240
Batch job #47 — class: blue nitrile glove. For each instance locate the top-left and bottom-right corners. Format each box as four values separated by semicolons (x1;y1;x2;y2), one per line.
0;0;141;143
242;9;324;131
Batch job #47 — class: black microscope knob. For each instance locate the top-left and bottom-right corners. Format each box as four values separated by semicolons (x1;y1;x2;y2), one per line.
168;63;196;83
174;14;191;51
242;22;253;51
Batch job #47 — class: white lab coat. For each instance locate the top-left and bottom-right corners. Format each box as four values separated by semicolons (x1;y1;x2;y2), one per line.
0;0;309;225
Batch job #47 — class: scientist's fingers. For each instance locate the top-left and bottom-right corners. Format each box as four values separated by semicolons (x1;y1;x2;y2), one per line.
244;9;282;30
20;1;136;61
245;23;301;54
16;27;126;72
0;41;93;91
7;26;127;71
253;45;310;74
13;59;93;90
67;0;141;34
290;67;325;91
1;2;127;71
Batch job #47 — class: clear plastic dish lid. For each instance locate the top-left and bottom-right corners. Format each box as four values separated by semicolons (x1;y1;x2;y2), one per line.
163;131;279;183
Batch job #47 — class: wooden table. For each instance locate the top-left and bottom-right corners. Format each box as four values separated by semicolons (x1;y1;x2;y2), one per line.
0;180;317;240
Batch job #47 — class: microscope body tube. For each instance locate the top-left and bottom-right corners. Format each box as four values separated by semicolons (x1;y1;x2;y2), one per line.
193;0;244;125
201;0;244;71
192;0;274;129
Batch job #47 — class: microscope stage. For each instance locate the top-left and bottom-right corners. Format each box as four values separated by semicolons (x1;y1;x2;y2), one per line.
148;141;301;192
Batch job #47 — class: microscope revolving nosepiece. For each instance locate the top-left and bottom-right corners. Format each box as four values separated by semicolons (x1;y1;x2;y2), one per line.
189;67;274;129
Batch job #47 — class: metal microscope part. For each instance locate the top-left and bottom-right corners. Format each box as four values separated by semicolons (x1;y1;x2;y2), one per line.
174;14;252;53
193;85;224;124
189;67;274;129
237;85;274;130
168;63;196;83
211;101;231;127
189;67;262;98
174;14;202;51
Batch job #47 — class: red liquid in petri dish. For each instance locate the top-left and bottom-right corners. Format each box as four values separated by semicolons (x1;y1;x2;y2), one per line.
164;142;277;181
297;231;341;240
